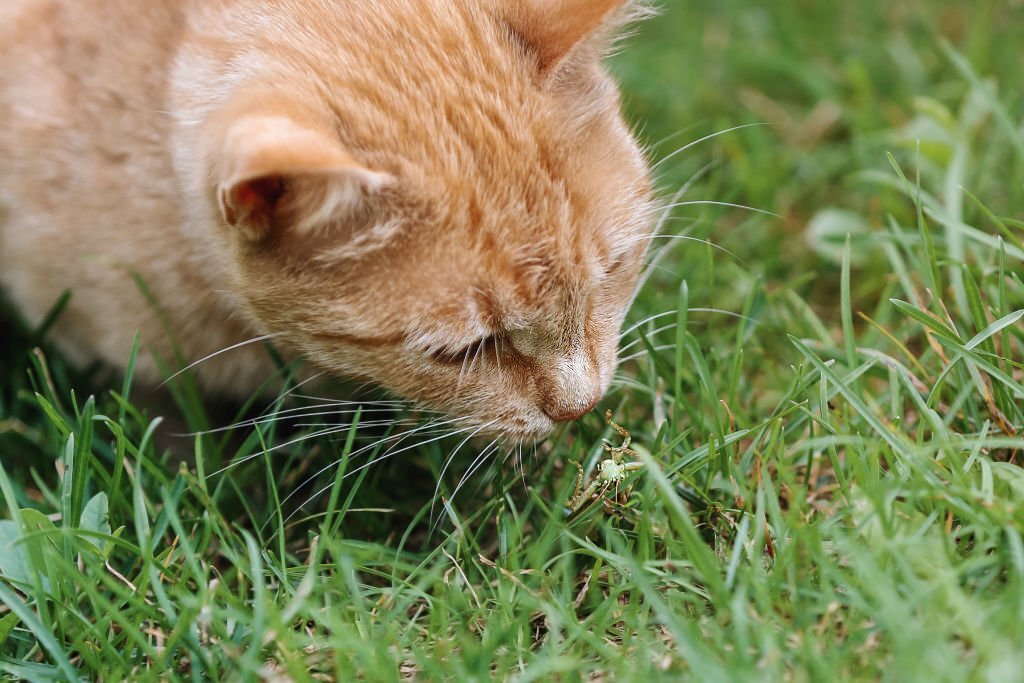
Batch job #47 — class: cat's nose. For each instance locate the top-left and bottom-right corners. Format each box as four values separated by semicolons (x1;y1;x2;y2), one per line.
540;347;603;422
543;393;601;423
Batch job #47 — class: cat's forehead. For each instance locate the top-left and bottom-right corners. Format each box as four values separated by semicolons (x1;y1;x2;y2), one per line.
317;0;652;252
327;3;620;167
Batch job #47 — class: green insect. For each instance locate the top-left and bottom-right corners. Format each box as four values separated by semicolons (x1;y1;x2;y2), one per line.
566;411;644;517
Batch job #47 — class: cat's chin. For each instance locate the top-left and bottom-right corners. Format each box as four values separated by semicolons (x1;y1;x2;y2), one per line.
485;416;558;444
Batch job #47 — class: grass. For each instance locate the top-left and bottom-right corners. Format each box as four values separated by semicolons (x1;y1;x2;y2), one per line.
2;1;1024;680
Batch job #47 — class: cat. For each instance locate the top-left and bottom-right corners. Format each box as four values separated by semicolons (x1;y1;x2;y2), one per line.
0;0;655;442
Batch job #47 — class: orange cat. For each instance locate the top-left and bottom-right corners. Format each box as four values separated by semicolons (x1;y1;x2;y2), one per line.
0;0;654;441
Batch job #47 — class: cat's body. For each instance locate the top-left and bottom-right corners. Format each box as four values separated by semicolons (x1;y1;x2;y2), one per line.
0;0;653;441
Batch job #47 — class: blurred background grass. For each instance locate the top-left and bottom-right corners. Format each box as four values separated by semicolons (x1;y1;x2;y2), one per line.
616;0;1023;288
619;0;1023;215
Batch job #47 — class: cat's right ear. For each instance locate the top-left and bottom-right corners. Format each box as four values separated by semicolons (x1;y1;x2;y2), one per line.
501;0;631;74
214;116;391;241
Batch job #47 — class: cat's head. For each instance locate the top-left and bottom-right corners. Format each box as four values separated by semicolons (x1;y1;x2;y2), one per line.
186;0;654;441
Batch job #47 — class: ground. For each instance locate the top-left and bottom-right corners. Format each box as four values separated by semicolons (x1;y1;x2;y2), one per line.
2;1;1023;680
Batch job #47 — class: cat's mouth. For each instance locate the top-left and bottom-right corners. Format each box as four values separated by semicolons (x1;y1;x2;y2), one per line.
474;413;557;444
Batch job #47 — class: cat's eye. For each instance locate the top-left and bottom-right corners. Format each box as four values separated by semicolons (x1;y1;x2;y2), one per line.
430;334;499;366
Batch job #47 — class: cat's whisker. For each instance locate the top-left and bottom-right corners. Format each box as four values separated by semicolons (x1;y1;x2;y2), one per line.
630;187;768;266
517;442;527;492
619;311;678;340
466;444;504;504
618;345;677;365
285;395;442;416
212;430;337;477
629;162;717;307
215;369;329;435
209;422;367;477
270;417;468;518
288;418;416;429
617;323;678;354
652;122;770;171
440;438;501;531
608;376;650;393
258;371;326;414
617;309;763;354
633;233;739;259
500;439;527;492
429;419;501;526
290;394;415;408
343;418;481;480
654;161;716;224
646;125;700;157
266;399;414;415
649;200;780;220
280;417;485;524
644;264;683;279
275;417;469;519
213;409;443;477
455;344;474;400
181;405;414;437
466;337;486;377
158;333;285;388
452;336;487;404
657;216;719;226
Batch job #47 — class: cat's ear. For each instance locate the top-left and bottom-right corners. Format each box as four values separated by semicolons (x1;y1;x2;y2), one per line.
503;0;630;74
216;116;391;241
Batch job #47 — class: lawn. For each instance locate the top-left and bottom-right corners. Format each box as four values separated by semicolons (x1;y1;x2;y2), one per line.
2;1;1024;680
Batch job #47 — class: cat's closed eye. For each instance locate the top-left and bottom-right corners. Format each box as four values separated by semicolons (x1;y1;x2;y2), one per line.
430;334;501;367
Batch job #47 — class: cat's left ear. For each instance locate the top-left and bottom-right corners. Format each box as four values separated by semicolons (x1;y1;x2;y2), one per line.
215;115;392;242
502;0;631;75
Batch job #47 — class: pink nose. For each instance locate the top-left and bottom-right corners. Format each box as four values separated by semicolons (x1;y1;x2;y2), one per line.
544;395;601;423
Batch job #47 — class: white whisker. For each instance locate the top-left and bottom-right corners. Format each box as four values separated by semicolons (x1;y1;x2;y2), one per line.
429;419;500;525
283;419;485;525
630;234;741;262
630;162;715;307
276;417;469;517
455;344;474;400
290;394;414;407
652;122;770;171
211;410;440;477
618;309;763;354
446;439;501;515
618;323;678;354
260;371;326;413
517;442;527;491
181;406;410;437
619;311;678;340
288;418;414;429
466;338;486;377
343;420;479;481
159;333;284;388
209;422;367;477
652;200;780;219
618;345;677;365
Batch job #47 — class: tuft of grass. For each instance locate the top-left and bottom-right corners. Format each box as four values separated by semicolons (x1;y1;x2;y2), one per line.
2;1;1024;680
